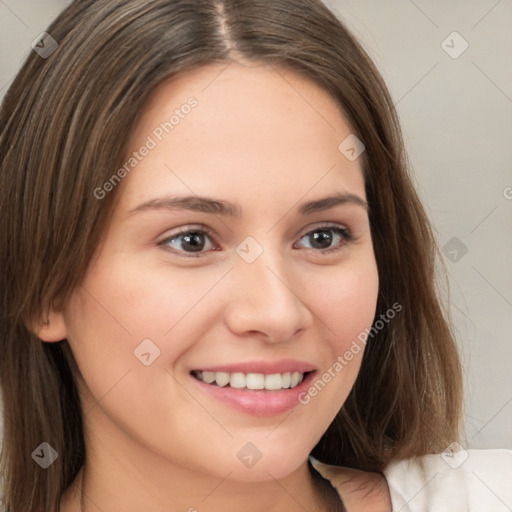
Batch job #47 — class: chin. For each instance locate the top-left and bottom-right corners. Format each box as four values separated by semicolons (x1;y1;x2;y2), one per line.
224;458;303;483
222;439;311;483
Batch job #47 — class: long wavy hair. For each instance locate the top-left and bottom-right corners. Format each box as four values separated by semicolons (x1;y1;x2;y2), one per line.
0;0;463;510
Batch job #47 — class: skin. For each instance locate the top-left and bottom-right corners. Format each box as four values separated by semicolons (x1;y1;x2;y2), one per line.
39;60;388;511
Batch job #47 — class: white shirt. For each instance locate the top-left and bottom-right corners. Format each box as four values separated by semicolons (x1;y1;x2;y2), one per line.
383;449;512;511
313;449;512;511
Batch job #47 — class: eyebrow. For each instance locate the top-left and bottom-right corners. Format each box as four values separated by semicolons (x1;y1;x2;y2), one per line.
128;192;368;217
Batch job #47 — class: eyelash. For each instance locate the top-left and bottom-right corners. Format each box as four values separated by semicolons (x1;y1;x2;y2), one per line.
158;223;354;258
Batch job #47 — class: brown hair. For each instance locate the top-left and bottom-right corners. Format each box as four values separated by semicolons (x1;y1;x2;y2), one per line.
0;0;463;510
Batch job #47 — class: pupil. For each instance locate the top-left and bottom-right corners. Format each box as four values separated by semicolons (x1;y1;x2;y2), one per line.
183;232;204;252
311;230;332;249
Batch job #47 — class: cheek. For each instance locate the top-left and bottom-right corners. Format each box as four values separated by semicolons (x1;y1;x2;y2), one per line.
63;254;233;436
109;258;228;336
296;258;379;410
313;260;379;351
68;257;225;360
64;265;212;459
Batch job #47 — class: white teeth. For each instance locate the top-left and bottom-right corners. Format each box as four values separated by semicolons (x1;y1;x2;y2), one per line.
194;370;307;390
246;373;265;390
291;371;303;387
281;372;291;388
229;372;246;389
202;371;216;384
214;372;230;387
265;373;283;390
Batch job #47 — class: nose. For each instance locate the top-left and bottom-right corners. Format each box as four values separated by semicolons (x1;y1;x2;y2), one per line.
223;248;314;343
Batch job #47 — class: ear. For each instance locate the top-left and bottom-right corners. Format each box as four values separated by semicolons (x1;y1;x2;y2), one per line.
32;309;68;342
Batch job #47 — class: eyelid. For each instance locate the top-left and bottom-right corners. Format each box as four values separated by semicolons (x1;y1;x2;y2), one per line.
296;221;351;240
158;224;215;242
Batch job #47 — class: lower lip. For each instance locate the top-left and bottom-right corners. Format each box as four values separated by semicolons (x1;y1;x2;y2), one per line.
189;372;316;417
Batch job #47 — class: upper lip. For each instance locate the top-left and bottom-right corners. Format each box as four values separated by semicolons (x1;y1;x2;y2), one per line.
191;359;317;375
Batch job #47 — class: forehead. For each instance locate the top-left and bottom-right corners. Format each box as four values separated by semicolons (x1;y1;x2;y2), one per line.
138;60;349;132
118;61;365;210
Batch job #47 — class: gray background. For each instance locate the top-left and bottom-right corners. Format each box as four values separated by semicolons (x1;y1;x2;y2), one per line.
1;0;511;449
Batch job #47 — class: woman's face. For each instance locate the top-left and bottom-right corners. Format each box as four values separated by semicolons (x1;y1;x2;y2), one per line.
50;61;379;482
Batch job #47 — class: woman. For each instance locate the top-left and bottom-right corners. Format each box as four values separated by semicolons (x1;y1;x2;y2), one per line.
0;1;510;511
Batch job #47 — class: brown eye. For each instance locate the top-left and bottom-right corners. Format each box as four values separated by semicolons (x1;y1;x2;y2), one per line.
295;225;352;253
160;229;215;256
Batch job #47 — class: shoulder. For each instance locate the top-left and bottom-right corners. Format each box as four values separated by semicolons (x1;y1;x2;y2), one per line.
383;448;512;511
310;458;392;512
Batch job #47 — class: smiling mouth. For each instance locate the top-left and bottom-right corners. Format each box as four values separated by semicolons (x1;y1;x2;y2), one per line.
190;370;313;391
